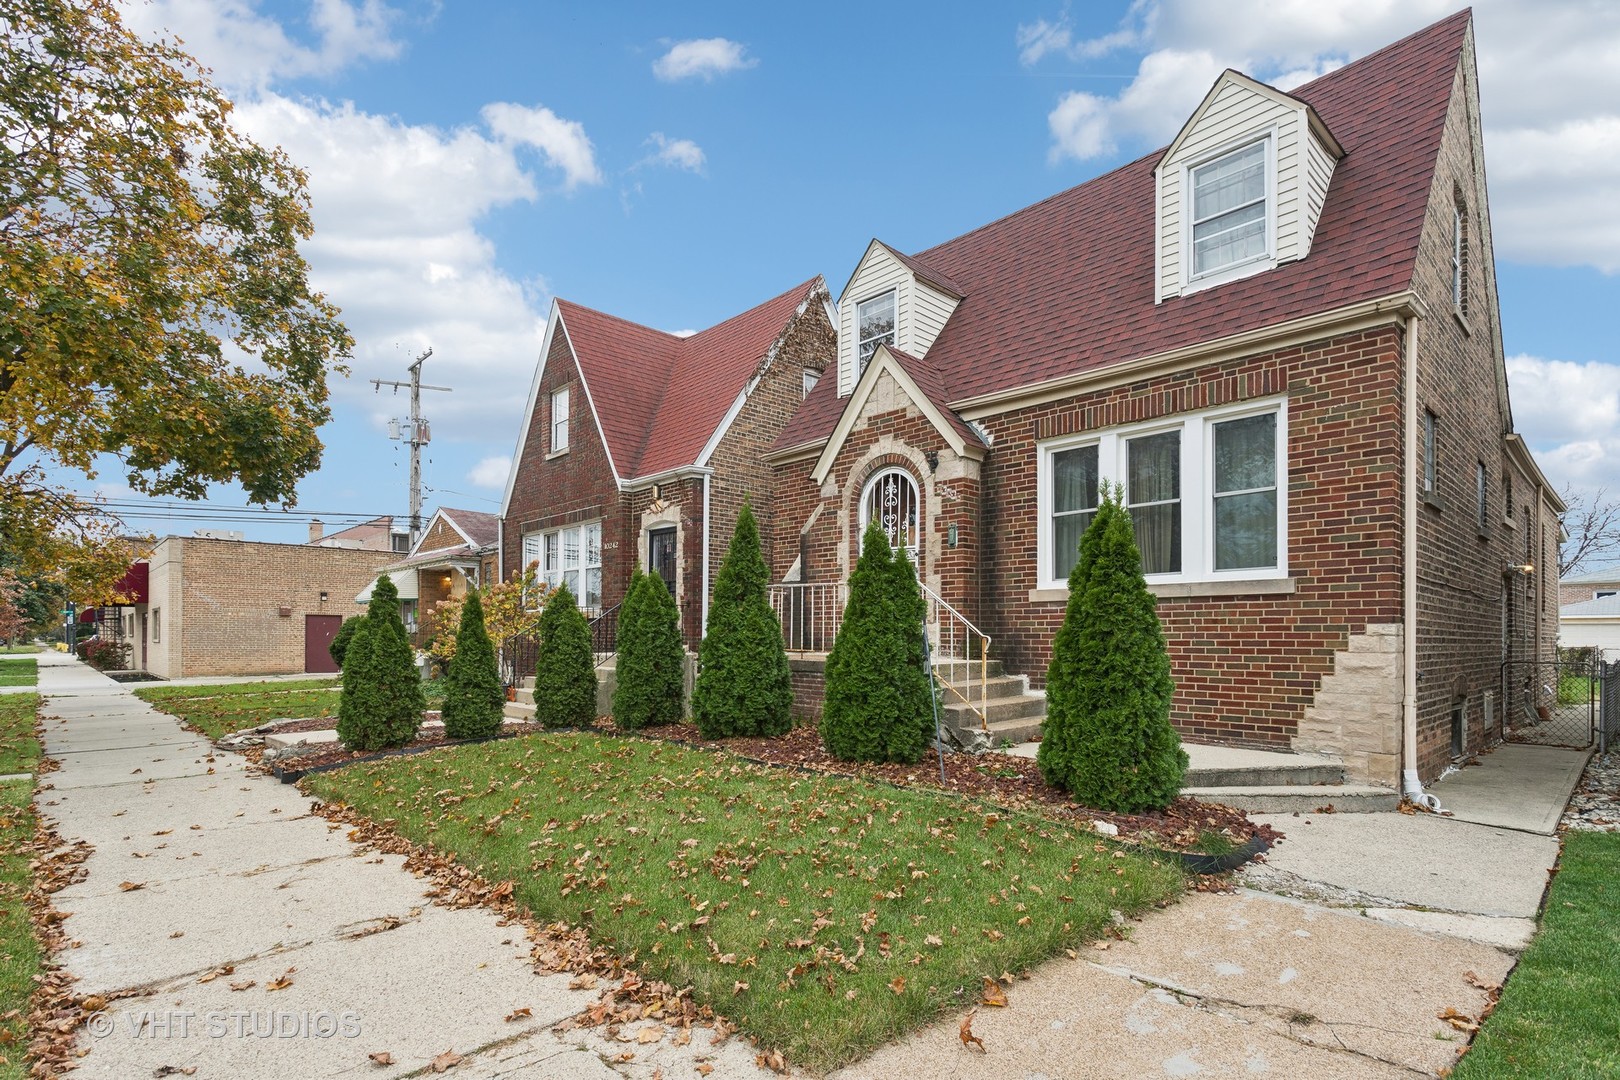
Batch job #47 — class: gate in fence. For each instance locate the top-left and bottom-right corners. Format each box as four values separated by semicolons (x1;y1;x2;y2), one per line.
1601;660;1620;758
1499;657;1598;749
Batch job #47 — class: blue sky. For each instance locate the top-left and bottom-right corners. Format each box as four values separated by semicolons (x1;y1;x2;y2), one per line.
75;0;1620;545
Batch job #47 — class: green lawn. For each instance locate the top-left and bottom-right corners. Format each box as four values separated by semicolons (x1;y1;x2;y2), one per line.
0;697;39;777
1454;831;1620;1079
307;734;1186;1072
0;660;35;689
0;646;39;655
136;679;341;740
0;781;41;1079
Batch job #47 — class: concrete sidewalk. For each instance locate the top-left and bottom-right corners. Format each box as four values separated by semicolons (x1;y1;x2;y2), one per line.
33;654;778;1079
33;653;1578;1078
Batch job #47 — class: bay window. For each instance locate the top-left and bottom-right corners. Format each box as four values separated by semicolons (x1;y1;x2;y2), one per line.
1039;399;1286;587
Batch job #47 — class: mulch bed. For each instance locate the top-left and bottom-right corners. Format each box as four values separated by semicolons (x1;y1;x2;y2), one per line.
606;720;1279;853
246;714;1277;855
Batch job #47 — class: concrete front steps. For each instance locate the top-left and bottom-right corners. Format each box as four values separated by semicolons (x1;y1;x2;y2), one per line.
1000;740;1399;812
503;655;618;722
933;658;1047;747
1179;743;1399;813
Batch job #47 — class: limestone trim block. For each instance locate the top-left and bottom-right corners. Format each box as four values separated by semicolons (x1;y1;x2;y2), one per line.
1294;623;1403;788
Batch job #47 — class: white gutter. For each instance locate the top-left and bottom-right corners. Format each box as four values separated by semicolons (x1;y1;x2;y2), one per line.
496;516;504;584
701;474;712;638
1402;313;1443;812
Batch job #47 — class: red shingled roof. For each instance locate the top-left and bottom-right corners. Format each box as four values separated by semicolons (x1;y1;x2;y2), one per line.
776;10;1471;452
557;278;823;480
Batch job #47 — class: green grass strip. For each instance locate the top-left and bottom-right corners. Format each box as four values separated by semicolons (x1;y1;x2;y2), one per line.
136;684;340;740
307;733;1186;1072
0;697;39;777
0;659;36;689
1454;830;1620;1079
0;781;41;1079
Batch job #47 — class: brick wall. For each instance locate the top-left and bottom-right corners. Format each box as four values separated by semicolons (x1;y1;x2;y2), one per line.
502;329;633;612
142;537;396;678
1407;52;1557;778
417;516;464;552
706;297;836;597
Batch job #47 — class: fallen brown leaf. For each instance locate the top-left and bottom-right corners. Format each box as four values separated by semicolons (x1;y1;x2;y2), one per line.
228;980;255;992
197;965;235;984
960;1010;986;1053
266;968;296;992
430;1048;464;1072
1438;1007;1479;1034
981;977;1008;1007
888;976;906;995
368;1051;396;1066
504;1007;532;1022
117;881;145;892
755;1049;789;1074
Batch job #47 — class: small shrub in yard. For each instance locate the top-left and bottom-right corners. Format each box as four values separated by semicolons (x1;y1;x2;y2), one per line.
1038;489;1187;813
329;615;365;668
441;590;503;740
692;502;792;738
336;574;424;750
612;568;686;730
75;637;129;670
533;581;596;728
822;520;935;763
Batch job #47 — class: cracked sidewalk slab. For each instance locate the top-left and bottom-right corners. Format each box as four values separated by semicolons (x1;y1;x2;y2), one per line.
835;890;1508;1080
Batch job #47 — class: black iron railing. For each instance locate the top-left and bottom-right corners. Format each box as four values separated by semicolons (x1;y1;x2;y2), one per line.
589;602;621;668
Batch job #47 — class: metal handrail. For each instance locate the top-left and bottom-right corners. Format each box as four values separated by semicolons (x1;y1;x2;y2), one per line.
917;581;992;734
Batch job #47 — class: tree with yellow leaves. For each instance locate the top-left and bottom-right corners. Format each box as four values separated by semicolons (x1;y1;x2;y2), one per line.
0;0;352;597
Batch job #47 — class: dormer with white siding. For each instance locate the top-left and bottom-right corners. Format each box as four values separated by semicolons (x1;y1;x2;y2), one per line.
1155;70;1343;302
836;240;963;396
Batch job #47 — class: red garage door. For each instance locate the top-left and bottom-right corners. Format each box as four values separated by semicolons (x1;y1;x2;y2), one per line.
304;615;343;674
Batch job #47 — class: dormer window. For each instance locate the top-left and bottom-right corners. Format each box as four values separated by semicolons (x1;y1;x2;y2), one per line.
1190;140;1269;278
856;290;895;373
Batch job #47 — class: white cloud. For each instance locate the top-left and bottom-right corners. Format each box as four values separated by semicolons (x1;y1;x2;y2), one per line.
643;133;706;173
652;37;756;82
230;94;549;446
118;0;400;92
468;456;511;490
482;102;604;190
1024;0;1620;273
1505;355;1620;496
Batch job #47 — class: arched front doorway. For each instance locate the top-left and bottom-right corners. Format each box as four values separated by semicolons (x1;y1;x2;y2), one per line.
860;467;921;566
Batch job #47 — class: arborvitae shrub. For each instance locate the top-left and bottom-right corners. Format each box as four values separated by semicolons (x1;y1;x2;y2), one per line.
441;589;504;740
329;615;364;668
612;568;686;730
533;581;597;728
821;520;936;763
691;502;792;738
337;574;425;750
1036;490;1187;812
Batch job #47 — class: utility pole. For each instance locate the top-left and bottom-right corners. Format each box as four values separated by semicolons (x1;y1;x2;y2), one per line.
371;349;451;547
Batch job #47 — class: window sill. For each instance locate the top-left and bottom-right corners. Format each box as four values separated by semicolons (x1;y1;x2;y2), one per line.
1502;515;1516;529
1029;577;1298;603
1453;308;1471;335
1477;528;1491;542
546;447;570;460
1422;491;1445;512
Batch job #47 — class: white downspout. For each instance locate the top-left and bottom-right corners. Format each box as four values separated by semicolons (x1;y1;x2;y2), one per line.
701;474;712;638
496;517;504;583
1402;313;1443;811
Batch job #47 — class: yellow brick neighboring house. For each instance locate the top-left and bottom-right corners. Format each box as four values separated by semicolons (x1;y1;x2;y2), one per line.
134;536;397;678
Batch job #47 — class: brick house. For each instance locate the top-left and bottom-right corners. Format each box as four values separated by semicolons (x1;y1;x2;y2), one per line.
765;12;1561;794
357;507;499;645
127;536;397;678
499;278;836;644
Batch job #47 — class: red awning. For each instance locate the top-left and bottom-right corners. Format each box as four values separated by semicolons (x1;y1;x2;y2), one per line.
110;562;149;604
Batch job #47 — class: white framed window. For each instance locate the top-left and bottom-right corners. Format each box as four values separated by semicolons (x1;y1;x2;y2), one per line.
859;467;921;562
152;607;161;643
856;290;896;373
1187;137;1272;282
550;387;570;452
1476;461;1488;531
1037;398;1287;588
535;521;602;611
802;369;819;399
